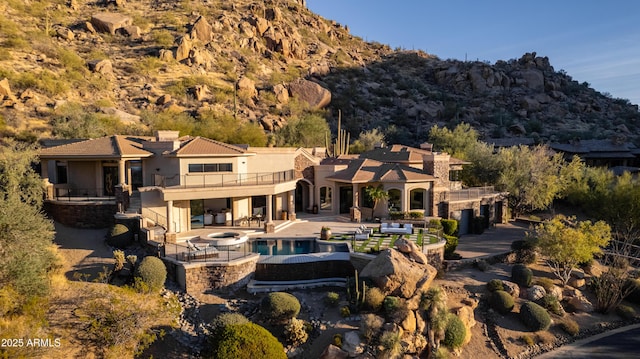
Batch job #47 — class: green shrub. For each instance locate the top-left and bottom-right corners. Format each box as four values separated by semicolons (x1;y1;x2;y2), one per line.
443;314;467;350
519;301;551;331
260;292;300;323
379;330;402;357
559;318;580;336
409;211;424;219
487;279;504;292
284;318;308;346
388;211;405;220
383;296;400;312
360;313;384;341
490;290;514;314
108;223;134;248
444;235;458;255
434;347;450;359
325;291;340;307
332;333;342;347
539;294;564;316
511;239;537;264
340;306;351;318
511;264;533;287
208;322;286;359
520;334;535;346
210;313;249;335
616;305;636;319
441;219;458;236
134;256;167;293
365;287;385;311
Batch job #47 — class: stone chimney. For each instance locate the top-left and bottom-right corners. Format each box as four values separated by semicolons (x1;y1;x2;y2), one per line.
144;130;181;153
423;152;450;188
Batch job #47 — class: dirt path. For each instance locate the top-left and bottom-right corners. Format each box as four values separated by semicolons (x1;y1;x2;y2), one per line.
53;222;113;281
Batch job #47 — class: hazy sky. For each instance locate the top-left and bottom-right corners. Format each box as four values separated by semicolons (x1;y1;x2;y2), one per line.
307;0;640;106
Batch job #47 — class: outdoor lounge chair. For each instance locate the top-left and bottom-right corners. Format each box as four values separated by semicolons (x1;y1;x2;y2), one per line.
354;228;370;240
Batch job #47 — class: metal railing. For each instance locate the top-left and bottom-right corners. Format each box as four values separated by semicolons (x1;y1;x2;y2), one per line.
153;170;295;189
141;207;169;228
53;187;115;201
445;186;498;201
163;241;254;263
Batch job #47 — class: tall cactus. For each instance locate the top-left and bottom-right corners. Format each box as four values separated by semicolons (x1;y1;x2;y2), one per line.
348;269;367;311
326;109;350;157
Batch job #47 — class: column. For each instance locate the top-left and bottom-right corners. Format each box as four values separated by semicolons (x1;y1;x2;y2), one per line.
287;190;296;221
308;184;315;213
118;159;126;185
264;194;275;233
352;184;359;207
165;200;176;243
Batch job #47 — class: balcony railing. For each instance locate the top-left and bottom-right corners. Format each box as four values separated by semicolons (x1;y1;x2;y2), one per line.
444;186;498;201
152;170;296;189
53;187;115;201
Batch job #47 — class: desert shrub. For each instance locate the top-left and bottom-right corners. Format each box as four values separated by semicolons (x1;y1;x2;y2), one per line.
284;318;308;346
332;333;343;347
520;334;535;346
487;279;504;292
365;287;385;311
443;313;467;350
476;259;490;271
444;235;458;256
208;322;286;359
134;256;167;293
615;304;636;319
539;294;564;316
380;330;402;357
519;301;551;331
490;290;514;314
151;29;175;47
260;292;300;323
210;312;249;335
559;318;580;336
340;306;351;318
434;347;450;359
441;219;458;236
108;223;134;248
511;239;537;264
325;291;340;307
360;313;384;341
511;264;533;287
535;277;555;293
113;249;125;271
383;296;401;312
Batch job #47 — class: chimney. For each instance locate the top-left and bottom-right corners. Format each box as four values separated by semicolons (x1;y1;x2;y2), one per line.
423;152;450;188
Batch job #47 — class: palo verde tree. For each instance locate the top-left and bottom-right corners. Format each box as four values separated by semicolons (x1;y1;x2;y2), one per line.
364;185;389;218
531;215;611;285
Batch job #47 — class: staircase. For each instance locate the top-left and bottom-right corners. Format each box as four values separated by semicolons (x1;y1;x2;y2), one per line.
126;191;141;214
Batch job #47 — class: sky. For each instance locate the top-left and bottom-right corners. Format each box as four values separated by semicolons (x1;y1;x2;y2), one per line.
306;0;640;106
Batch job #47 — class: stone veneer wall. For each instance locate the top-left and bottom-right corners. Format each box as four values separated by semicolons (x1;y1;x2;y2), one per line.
44;201;117;229
423;240;446;270
164;254;260;293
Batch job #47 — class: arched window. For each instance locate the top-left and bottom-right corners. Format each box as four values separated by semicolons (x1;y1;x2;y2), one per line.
388;189;401;211
410;189;426;210
320;186;332;210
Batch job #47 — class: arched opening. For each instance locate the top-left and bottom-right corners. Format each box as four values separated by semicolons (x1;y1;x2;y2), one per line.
295;180;310;212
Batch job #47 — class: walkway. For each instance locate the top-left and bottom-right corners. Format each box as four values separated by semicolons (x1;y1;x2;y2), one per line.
455;221;530;259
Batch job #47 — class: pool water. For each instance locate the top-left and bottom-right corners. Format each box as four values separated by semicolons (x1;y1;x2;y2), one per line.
250;238;349;255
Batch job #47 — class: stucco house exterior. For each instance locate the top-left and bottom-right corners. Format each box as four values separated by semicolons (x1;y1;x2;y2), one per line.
40;132;506;236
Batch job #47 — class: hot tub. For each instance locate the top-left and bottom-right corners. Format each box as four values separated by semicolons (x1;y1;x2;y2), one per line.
199;232;248;246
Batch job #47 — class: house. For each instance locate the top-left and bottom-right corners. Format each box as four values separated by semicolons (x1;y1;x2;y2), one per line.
40;132;506;236
312;143;507;234
550;139;640;174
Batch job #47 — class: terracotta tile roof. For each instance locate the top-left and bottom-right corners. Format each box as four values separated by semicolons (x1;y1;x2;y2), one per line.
326;158;435;183
39;135;153;158
172;137;248;156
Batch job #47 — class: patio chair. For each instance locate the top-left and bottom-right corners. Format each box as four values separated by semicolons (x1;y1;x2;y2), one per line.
354;228;370;240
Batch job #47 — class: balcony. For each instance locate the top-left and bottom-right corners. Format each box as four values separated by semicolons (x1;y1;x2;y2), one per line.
152;170;296;189
444;186;500;202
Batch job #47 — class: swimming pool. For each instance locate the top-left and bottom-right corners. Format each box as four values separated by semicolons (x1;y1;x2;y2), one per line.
250;238;349;255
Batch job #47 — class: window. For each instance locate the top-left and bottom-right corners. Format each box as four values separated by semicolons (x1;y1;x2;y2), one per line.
56;161;68;184
320;186;332;210
388;189;401;211
449;170;462;182
410;189;426;210
188;163;233;173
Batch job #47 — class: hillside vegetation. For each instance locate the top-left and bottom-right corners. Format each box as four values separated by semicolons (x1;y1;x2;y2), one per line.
0;0;638;147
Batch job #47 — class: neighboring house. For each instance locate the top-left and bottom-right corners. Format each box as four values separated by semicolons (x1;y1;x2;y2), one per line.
312;143;507;235
40;132;506;235
550;139;640;174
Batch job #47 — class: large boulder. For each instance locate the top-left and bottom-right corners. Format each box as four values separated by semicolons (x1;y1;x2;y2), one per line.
87;59;113;75
190;15;213;43
567;295;594;313
455;305;476;347
319;344;348;359
341;331;364;357
360;249;437;299
526;285;547;301
0;78;15;100
501;280;520;299
288;78;331;109
394;237;427;264
174;36;192;62
90;12;133;35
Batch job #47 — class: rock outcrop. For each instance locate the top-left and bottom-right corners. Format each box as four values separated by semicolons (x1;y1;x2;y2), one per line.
288;79;331;110
90;12;133;35
360;248;437;299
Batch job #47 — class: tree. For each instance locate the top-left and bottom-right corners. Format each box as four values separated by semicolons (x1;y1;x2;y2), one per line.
0;140;57;309
275;113;329;147
427;123;479;160
531;215;611;285
349;128;385;153
364;185;388;218
496;145;566;217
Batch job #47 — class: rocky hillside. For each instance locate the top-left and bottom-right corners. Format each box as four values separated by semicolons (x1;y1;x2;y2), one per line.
1;0;638;146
